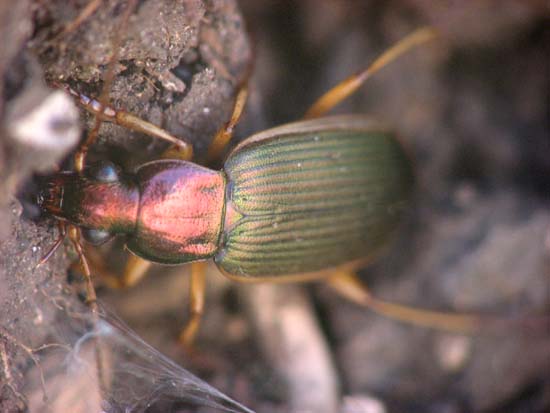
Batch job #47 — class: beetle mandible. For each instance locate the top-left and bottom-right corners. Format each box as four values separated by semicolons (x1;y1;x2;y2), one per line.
38;26;483;346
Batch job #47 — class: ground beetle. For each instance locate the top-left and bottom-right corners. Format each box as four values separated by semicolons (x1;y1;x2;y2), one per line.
39;27;486;346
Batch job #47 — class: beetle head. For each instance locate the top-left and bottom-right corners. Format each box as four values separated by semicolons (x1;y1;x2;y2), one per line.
38;161;139;239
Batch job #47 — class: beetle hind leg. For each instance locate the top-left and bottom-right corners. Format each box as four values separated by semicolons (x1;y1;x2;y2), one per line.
327;270;486;334
303;27;437;119
328;271;550;334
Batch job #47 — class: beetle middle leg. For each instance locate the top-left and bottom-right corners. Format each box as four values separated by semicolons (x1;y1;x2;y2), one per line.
89;254;208;348
178;262;208;348
205;84;249;163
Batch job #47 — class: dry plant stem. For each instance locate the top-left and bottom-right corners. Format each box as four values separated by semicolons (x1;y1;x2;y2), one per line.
241;284;339;413
1;339;26;407
0;330;61;404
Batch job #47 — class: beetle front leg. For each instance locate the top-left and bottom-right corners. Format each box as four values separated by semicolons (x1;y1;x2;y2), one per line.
68;225;98;313
58;84;195;167
35;222;67;268
82;250;152;290
178;262;207;349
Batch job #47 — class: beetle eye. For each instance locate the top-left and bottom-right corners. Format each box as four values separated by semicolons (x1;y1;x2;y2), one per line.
87;161;120;183
82;228;113;245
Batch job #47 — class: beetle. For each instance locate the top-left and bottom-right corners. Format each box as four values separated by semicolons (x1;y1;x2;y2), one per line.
38;26;484;346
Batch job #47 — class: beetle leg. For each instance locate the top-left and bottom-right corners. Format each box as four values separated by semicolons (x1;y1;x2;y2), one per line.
205;84;249;164
67;225;98;313
117;254;152;288
81;248;152;289
60;84;194;169
304;27;437;119
327;270;485;334
163;84;248;163
178;262;207;348
35;222;66;268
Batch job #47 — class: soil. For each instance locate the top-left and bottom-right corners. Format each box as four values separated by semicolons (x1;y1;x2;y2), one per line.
0;1;549;413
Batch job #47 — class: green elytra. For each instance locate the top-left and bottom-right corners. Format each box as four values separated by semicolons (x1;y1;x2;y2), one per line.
218;116;412;278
